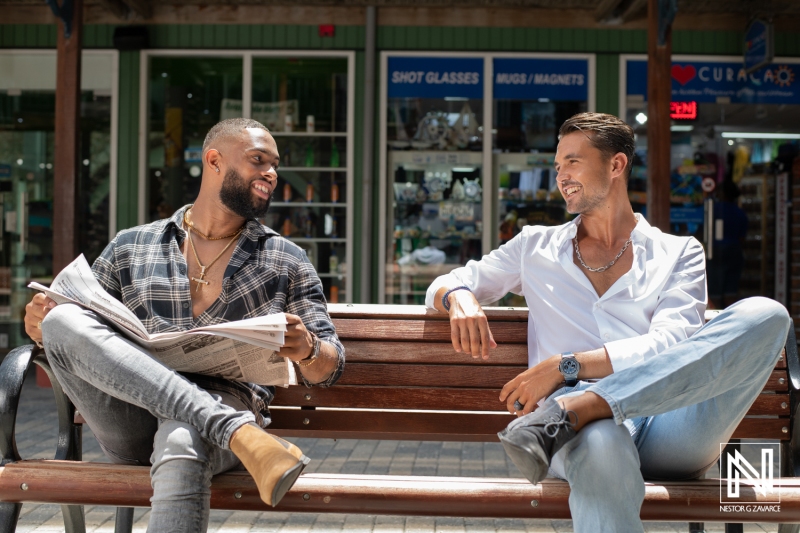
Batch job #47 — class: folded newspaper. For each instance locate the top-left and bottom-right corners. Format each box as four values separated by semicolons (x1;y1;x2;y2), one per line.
29;255;297;387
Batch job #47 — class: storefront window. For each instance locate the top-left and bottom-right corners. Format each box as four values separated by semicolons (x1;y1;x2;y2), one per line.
384;56;485;304
0;51;115;355
147;56;243;220
623;56;800;306
253;57;350;303
144;53;354;302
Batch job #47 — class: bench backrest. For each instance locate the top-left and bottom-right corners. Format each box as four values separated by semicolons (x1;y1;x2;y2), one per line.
269;304;791;442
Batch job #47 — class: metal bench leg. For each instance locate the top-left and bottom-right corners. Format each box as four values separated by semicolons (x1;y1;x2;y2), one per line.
0;502;22;533
724;524;743;533
114;507;134;533
61;504;85;533
688;522;704;533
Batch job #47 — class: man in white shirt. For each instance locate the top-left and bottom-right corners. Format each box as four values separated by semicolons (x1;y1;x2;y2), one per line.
426;112;791;533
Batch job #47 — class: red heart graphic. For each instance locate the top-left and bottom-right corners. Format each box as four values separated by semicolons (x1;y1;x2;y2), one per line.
671;64;696;86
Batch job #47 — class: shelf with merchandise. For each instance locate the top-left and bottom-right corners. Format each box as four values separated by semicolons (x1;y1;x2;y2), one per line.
271;202;347;208
280;167;347;172
271;132;347;138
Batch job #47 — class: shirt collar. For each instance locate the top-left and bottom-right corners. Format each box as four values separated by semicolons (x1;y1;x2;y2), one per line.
554;212;655;250
167;204;279;241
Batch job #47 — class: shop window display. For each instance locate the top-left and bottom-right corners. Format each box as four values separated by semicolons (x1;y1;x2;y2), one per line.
623;55;800;305
0;51;114;356
384;56;486;304
253;57;350;303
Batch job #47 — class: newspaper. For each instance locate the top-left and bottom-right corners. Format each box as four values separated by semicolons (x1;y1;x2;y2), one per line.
29;255;297;387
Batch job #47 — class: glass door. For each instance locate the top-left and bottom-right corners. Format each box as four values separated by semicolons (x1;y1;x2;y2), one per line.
0;51;115;356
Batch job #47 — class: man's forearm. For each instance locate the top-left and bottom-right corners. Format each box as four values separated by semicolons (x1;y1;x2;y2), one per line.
296;340;339;384
573;347;614;380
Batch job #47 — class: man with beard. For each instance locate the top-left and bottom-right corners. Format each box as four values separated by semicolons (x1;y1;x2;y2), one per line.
427;112;790;532
24;118;344;532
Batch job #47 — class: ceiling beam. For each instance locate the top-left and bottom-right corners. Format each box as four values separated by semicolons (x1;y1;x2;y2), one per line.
620;0;648;22
120;0;152;19
95;0;131;19
595;0;625;22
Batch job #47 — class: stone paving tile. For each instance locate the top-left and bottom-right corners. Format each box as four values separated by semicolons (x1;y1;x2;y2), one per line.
8;374;786;532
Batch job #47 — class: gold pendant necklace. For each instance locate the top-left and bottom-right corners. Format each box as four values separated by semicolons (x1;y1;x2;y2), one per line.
187;226;242;292
184;207;243;241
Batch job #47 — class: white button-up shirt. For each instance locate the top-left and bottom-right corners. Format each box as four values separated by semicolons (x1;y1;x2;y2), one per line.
425;215;707;373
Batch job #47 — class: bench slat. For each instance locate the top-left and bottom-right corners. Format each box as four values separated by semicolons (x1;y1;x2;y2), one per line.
336;363;522;388
328;304;529;322
271;387;791;416
266;409;791;442
333;319;528;343
2;461;799;522
343;341;528;365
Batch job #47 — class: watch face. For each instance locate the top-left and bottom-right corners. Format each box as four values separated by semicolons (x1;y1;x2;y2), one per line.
559;358;580;376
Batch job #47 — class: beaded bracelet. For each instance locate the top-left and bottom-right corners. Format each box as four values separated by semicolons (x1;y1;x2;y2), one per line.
442;286;472;311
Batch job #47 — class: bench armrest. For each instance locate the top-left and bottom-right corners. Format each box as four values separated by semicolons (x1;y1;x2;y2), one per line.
0;344;81;465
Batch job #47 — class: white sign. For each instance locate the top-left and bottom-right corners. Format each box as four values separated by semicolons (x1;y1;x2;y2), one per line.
720;443;781;504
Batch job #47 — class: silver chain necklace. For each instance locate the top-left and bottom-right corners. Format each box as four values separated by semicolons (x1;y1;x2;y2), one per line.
573;232;633;273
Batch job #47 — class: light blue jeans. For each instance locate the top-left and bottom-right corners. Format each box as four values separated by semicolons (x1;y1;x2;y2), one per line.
41;304;255;532
539;297;791;533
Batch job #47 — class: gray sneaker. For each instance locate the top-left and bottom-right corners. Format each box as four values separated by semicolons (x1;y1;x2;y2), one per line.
498;398;578;484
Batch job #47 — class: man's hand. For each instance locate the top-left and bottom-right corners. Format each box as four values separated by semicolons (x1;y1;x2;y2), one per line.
282;313;315;362
438;288;497;359
499;354;563;416
24;293;57;346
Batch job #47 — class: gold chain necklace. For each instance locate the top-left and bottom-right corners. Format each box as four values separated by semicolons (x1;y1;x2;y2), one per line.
186;226;242;292
183;207;243;241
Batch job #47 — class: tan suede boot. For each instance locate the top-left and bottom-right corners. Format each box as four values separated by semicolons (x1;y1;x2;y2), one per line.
229;423;310;506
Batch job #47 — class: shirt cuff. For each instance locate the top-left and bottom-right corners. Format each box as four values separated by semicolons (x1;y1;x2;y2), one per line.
425;273;463;309
603;337;646;373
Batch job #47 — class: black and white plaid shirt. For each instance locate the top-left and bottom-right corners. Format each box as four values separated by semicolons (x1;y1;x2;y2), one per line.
91;205;345;427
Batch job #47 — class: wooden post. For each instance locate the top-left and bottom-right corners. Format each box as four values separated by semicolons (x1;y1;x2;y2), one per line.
39;0;83;388
646;0;672;232
53;0;83;275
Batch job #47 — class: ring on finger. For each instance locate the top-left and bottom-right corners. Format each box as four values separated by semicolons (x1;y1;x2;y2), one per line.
513;400;524;411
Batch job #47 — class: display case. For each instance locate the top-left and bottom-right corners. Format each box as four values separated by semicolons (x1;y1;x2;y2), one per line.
381;55;487;304
144;51;354;303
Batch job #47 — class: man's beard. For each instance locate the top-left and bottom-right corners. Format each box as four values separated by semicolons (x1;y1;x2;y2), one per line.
219;167;272;219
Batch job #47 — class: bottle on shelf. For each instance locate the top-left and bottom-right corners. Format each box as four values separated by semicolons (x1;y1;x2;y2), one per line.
283;183;292;202
282;218;292;237
331;216;338;238
329;285;339;304
331;181;339;203
304;143;315;167
306;183;314;202
283;146;291;167
329;249;338;273
330;142;340;168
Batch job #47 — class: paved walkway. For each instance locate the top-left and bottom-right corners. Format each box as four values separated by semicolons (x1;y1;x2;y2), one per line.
10;374;778;532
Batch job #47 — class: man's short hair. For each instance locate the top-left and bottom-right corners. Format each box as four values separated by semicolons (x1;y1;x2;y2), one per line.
558;112;635;180
202;118;270;155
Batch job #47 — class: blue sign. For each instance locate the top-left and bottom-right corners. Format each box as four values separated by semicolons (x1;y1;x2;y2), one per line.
744;19;773;74
388;57;483;99
493;58;588;101
627;59;800;105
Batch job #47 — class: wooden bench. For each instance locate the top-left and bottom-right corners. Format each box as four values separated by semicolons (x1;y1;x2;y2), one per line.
0;304;799;533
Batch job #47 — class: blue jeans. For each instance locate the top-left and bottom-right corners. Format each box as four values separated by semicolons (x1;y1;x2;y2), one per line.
539;297;791;533
42;304;256;532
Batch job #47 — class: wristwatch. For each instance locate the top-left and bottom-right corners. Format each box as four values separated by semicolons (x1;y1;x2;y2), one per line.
297;332;321;368
558;352;580;387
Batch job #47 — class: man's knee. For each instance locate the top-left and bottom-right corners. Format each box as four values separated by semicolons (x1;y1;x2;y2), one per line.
730;297;791;337
41;303;95;356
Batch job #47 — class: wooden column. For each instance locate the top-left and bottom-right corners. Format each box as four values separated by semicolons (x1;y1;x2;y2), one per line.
646;0;672;232
53;0;83;274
